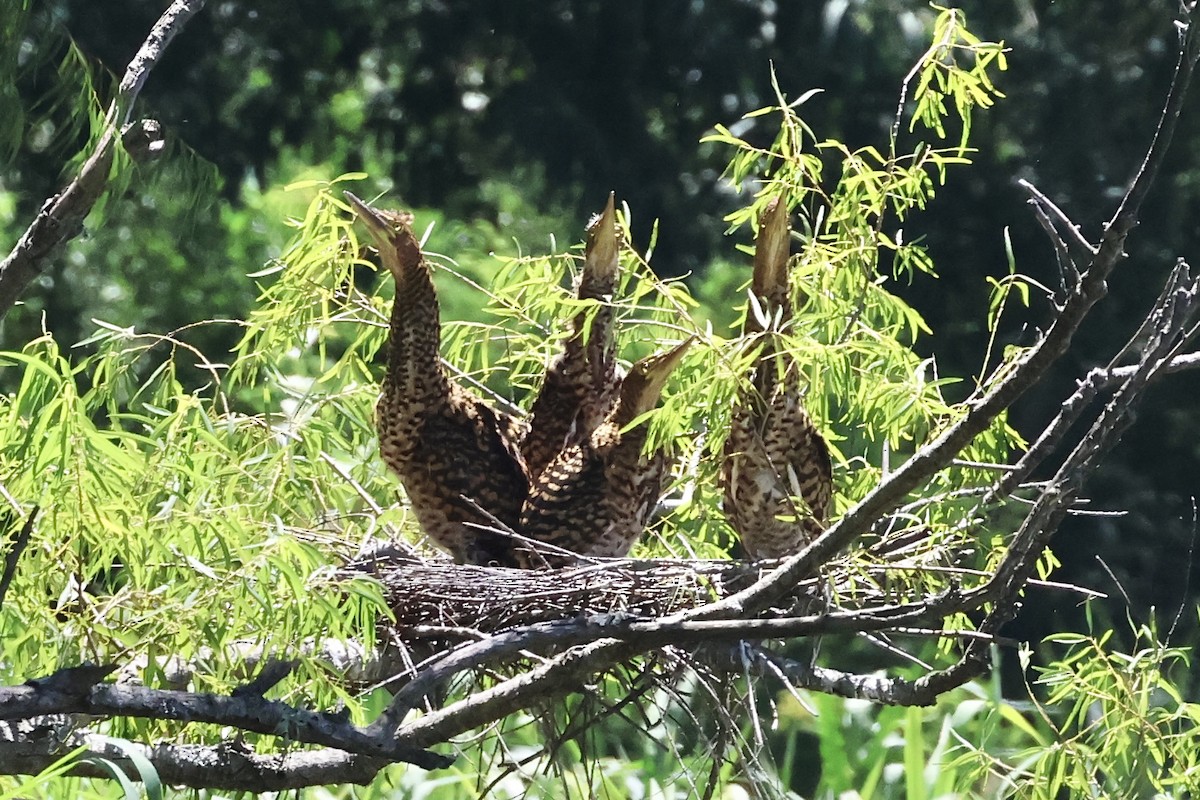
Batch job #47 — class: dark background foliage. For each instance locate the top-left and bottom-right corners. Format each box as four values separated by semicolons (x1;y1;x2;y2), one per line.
7;0;1200;653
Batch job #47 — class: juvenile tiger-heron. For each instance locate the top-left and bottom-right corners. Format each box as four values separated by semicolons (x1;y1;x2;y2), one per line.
518;338;693;567
720;198;833;559
520;194;622;482
347;192;529;566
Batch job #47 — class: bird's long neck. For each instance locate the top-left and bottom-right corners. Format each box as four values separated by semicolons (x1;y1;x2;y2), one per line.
749;275;795;401
753;337;792;402
383;262;451;411
610;383;660;431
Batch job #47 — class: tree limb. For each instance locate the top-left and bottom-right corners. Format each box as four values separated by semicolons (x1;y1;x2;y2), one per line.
395;638;638;749
0;505;37;611
1097;349;1200;385
0;665;451;770
0;731;390;792
0;0;207;319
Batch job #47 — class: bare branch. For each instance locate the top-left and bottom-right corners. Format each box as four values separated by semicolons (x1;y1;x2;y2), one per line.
1018;178;1097;258
0;665;452;770
232;658;298;698
0;731;388;791
1105;258;1197;369
0;0;207;318
1023;188;1080;297
1097;349;1200;385
1110;4;1200;231
734;645;983;706
395;638;637;749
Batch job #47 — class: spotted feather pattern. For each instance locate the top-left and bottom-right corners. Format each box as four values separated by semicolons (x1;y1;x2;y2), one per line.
720;196;834;559
517;423;666;567
721;367;832;559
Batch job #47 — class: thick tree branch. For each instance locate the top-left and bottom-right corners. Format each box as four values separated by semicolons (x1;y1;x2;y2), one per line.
0;505;37;611
0;731;390;791
376;592;960;724
0;665;451;770
1098;349;1200;385
703;644;989;707
395;638;637;749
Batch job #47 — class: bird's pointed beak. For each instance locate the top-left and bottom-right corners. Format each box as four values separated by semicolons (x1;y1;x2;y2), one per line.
646;336;695;377
751;195;790;304
344;191;393;245
584;192;619;279
627;336;695;414
345;191;421;280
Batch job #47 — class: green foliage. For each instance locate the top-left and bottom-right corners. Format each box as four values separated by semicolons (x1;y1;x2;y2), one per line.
736;663;1019;800
759;623;1200;800
0;323;391;712
944;620;1200;799
0;4;99;165
911;6;1008;151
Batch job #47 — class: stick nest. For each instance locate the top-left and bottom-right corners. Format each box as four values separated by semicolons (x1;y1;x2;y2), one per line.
345;550;811;634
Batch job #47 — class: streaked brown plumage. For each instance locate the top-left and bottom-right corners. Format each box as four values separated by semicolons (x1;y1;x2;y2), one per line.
520;194;622;482
518;338;693;567
721;197;833;559
346;192;529;566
